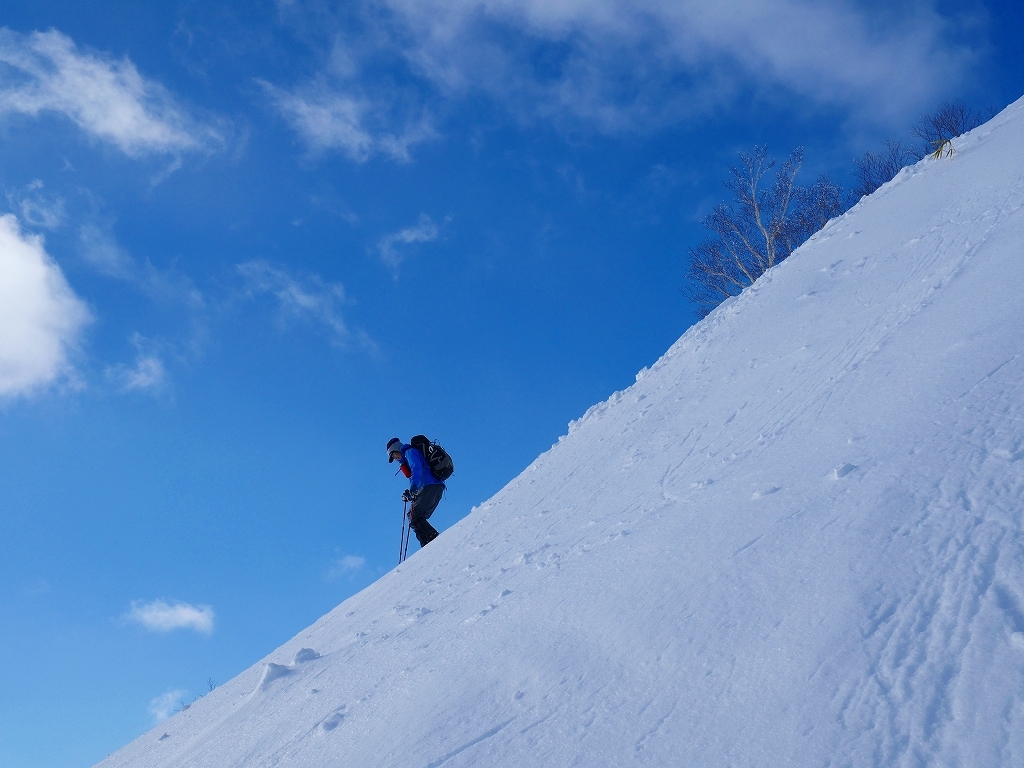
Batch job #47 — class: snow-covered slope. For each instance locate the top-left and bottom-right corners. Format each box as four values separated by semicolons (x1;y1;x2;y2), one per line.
99;98;1024;768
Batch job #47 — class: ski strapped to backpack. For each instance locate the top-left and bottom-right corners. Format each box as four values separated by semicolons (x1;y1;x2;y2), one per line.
409;435;455;481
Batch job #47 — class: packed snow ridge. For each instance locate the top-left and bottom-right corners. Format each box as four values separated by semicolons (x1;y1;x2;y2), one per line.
99;97;1024;768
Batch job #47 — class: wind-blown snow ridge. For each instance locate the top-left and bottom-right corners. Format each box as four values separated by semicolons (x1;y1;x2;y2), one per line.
99;97;1024;767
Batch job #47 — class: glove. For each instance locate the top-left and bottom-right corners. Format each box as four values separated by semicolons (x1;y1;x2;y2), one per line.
402;488;418;502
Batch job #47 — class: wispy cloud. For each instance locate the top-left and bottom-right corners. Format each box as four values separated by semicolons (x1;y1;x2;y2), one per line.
7;179;65;229
237;259;372;348
260;78;435;162
106;333;166;393
149;689;187;724
78;222;204;309
126;599;215;635
0;28;222;156
326;554;366;581
376;213;440;277
78;221;135;279
424;0;972;128
278;0;975;140
115;353;165;391
0;214;91;399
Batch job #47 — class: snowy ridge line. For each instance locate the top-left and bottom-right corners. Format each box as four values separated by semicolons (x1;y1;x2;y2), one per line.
98;94;1024;768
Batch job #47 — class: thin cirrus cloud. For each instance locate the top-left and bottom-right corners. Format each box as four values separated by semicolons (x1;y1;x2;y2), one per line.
0;27;222;156
376;213;439;277
105;333;166;393
78;222;136;280
326;554;366;581
259;77;435;162
77;223;204;395
78;222;205;310
7;179;65;230
125;599;215;635
0;214;91;399
274;0;975;149
149;689;187;724
237;259;373;349
393;0;973;127
110;352;165;392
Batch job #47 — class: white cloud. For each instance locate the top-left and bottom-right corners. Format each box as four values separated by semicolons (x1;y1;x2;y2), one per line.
237;259;372;347
78;224;204;391
416;0;971;127
260;78;435;162
326;554;366;580
149;689;187;724
261;80;372;160
7;179;65;230
280;0;974;138
78;222;204;310
0;28;221;156
79;222;135;279
126;599;215;634
117;354;164;390
376;213;439;276
0;214;91;398
106;334;166;393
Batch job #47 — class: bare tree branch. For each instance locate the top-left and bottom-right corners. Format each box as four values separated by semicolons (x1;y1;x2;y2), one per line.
687;146;843;317
852;138;921;199
911;99;987;151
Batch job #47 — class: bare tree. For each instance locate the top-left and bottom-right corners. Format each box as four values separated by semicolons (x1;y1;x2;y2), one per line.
788;175;850;246
912;99;987;157
852;139;922;198
853;100;992;198
686;146;801;311
687;146;848;317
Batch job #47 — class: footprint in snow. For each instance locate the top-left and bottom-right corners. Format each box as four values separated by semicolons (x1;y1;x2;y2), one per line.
394;606;431;621
467;604;497;622
751;486;781;499
833;463;857;479
320;704;347;732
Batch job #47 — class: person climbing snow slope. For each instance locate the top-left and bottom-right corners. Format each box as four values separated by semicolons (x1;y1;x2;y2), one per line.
387;437;444;548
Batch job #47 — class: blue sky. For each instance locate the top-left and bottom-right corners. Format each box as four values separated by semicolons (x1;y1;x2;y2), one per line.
1;2;1022;766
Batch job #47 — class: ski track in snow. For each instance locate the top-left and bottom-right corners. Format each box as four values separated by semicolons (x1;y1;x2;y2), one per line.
97;98;1024;768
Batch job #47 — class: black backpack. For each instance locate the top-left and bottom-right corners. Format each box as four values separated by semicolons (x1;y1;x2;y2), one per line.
409;435;454;481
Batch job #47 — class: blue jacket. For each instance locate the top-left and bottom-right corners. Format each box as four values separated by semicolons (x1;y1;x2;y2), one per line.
401;444;443;491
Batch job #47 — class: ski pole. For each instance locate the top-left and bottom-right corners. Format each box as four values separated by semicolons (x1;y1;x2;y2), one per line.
402;499;413;562
399;500;408;564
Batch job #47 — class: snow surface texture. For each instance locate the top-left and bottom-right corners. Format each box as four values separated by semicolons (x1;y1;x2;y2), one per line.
99;98;1024;768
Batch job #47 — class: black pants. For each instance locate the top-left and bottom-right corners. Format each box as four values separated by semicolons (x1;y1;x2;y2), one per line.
410;484;443;546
